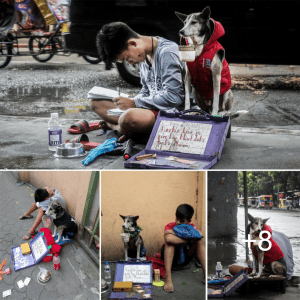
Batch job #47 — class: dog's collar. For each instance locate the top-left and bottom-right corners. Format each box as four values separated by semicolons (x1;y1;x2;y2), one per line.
123;226;143;238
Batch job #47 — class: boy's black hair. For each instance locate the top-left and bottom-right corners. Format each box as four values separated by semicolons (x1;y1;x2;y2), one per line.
176;204;194;221
34;188;49;203
96;22;139;64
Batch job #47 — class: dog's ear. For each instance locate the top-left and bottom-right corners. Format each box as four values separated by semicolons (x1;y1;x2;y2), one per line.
120;215;126;220
175;12;188;22
247;213;255;223
262;218;269;225
201;6;211;21
133;216;139;221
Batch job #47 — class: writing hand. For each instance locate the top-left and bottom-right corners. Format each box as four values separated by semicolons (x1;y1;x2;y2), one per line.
112;97;136;110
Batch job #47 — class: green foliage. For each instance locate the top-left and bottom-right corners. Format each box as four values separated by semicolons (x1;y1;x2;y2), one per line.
238;171;300;197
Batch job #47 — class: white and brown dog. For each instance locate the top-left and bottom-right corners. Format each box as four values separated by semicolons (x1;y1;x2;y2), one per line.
176;7;247;119
120;215;144;261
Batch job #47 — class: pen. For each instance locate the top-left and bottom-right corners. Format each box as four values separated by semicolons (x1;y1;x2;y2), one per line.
117;87;120;96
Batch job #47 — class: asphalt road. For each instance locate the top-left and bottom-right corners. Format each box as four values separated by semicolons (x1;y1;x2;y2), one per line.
0;56;300;169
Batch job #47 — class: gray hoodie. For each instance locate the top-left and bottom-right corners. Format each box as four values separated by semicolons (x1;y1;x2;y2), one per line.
134;37;185;111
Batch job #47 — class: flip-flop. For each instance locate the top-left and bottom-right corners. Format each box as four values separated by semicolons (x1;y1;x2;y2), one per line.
23;230;38;240
19;215;33;220
67;120;100;134
65;134;100;151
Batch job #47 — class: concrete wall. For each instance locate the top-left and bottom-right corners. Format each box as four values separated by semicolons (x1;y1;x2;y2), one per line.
208;171;238;238
12;171;93;224
101;171;206;261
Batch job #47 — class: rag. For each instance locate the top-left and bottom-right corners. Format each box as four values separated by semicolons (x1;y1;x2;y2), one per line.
173;224;202;265
82;138;117;166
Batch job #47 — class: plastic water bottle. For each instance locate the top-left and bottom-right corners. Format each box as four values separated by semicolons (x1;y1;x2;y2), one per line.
53;254;60;270
216;261;223;278
48;113;62;151
104;262;111;284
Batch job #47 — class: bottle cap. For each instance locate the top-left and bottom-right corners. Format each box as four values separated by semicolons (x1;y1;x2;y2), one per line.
105;262;109;265
51;113;59;118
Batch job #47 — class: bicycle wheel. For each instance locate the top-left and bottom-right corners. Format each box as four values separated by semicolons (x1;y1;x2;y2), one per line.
0;37;12;68
82;55;101;64
29;36;55;63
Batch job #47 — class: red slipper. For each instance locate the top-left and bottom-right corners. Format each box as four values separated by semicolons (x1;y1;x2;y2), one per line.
65;134;100;150
67;120;100;134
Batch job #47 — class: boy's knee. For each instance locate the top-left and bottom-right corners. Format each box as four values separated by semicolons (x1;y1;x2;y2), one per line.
119;109;139;131
89;99;97;111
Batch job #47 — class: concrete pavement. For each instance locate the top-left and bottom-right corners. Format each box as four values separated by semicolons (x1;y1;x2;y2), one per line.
0;172;99;300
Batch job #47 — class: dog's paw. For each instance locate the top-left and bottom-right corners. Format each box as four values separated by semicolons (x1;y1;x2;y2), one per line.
254;275;261;279
55;239;60;243
249;272;256;277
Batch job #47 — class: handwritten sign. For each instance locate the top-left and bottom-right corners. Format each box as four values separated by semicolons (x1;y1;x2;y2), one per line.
123;265;151;283
151;120;212;154
31;236;48;261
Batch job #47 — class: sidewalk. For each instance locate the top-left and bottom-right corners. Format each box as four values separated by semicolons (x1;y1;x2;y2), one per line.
0;61;300;169
0;172;99;300
101;261;205;300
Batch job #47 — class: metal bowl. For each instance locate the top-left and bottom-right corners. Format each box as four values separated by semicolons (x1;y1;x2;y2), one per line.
53;143;87;158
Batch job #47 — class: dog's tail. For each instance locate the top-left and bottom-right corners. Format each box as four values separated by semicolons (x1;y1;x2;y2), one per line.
222;110;248;119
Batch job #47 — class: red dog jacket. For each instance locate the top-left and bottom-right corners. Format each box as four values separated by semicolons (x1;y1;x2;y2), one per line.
250;224;284;265
186;19;231;99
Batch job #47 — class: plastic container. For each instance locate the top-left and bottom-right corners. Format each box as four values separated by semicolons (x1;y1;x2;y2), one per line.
42;215;52;229
216;261;223;278
104;262;111;284
53;254;60;270
48;113;62;151
178;45;196;62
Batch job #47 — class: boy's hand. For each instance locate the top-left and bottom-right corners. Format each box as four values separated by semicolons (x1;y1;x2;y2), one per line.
112;97;136;110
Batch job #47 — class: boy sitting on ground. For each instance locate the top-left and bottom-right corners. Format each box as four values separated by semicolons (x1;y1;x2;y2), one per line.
19;187;66;240
162;204;206;293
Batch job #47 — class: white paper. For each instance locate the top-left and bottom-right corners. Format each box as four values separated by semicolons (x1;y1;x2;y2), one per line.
17;280;25;289
107;108;127;116
123;265;151;283
3;290;11;297
151;120;212;155
87;86;128;100
24;277;31;286
31;236;48;261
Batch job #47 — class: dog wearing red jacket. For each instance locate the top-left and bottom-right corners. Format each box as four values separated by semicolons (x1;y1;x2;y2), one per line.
247;213;287;278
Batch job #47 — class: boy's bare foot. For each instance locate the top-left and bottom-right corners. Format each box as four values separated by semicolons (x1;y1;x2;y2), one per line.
164;277;174;293
202;278;206;284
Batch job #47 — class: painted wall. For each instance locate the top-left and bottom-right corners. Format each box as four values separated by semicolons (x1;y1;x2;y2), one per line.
13;171;93;224
207;171;238;238
101;171;206;261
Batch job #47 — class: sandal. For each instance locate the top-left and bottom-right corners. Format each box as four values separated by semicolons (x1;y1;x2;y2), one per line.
23;231;38;240
67;120;100;134
65;134;100;151
19;215;33;220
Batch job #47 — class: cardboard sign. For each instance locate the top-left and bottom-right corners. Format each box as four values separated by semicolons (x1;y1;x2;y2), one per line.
123;265;151;283
151;120;212;154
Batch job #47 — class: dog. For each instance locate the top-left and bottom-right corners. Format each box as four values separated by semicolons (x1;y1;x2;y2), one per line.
120;215;144;261
176;7;247;118
247;213;287;278
46;201;78;243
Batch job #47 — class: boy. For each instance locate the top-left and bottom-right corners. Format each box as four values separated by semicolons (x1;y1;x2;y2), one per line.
19;187;66;240
91;22;185;141
162;204;206;293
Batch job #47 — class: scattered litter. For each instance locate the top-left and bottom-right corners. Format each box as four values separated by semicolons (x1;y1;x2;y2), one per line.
24;277;31;286
17;279;25;289
2;290;11;297
193;269;200;273
37;267;51;284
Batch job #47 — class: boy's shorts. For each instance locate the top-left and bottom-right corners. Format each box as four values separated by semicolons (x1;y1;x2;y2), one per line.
161;242;197;267
150;110;159;118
